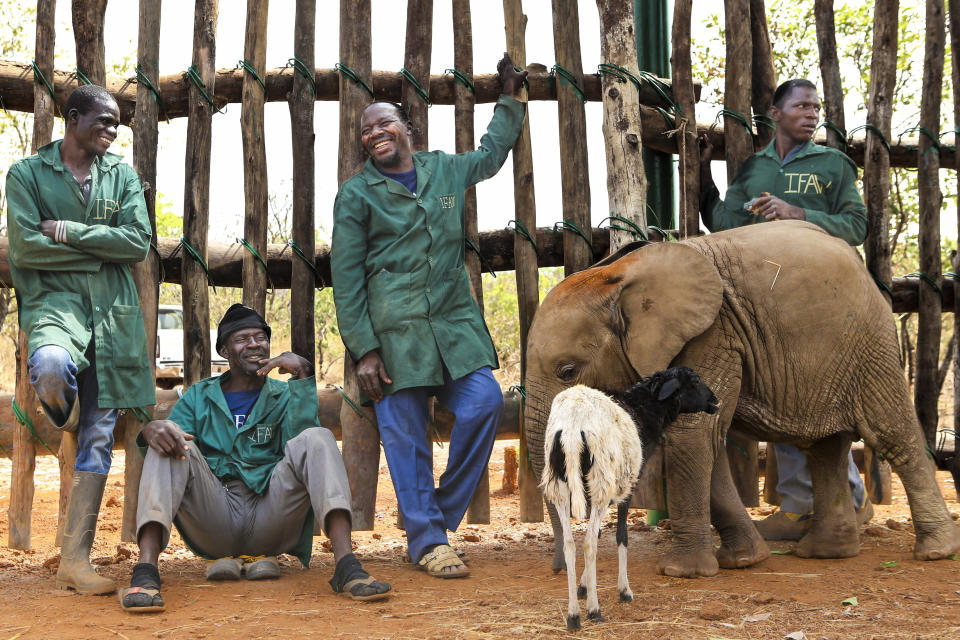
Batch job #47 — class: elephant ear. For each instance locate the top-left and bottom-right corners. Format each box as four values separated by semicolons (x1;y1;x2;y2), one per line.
615;242;723;376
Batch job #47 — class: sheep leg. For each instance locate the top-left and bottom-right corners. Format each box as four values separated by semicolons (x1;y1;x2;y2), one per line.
616;499;633;602
554;497;581;631
583;502;605;622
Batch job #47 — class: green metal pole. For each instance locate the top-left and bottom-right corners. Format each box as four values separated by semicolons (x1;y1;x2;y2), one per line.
635;0;675;229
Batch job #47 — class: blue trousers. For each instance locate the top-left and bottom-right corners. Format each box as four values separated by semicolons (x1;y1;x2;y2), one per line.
375;366;502;564
773;442;866;515
28;344;117;474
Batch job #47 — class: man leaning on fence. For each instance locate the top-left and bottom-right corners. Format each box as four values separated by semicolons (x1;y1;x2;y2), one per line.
5;84;155;596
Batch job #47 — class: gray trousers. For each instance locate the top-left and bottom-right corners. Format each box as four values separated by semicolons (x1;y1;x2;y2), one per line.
136;428;352;558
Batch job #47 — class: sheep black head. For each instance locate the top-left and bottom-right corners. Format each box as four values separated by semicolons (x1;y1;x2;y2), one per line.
652;366;719;416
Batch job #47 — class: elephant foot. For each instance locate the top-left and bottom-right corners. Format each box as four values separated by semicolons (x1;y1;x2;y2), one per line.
913;520;960;560
657;548;719;578
795;520;859;559
717;529;770;569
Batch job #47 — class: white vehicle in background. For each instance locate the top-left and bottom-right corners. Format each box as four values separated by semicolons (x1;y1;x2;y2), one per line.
156;304;228;388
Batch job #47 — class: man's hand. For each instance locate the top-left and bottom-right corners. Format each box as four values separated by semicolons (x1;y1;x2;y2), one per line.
752;195;806;221
142;420;194;459
257;351;314;379
356;351;392;402
39;220;57;239
697;133;713;166
497;53;528;97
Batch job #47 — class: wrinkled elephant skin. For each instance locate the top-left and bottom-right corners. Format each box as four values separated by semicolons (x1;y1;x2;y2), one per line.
524;221;960;578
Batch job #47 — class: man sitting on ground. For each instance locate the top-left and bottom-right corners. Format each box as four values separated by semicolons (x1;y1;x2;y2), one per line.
120;304;390;613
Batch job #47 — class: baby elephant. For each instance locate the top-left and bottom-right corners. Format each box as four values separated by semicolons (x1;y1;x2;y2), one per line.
541;367;718;631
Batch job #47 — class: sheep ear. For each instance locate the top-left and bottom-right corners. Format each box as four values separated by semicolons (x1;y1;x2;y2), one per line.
657;378;680;401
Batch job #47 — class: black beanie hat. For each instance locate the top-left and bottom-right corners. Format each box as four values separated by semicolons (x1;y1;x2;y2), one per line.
216;303;271;352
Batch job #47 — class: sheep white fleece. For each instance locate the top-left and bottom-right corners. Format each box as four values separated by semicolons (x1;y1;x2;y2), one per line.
541;385;644;520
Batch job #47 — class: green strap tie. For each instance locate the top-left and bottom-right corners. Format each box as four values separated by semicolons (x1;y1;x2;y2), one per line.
286;57;316;96
184;64;224;113
464;238;496;277
873;276;893;298
508;384;526;403
550;63;586;103
75;67;92;86
11;399;56;456
715;109;753;135
553;220;593;251
128;406;151;423
444;68;475;94
899;125;941;155
399;67;431;106
513;65;530;91
177;236;215;292
334;62;375;98
597;63;681;116
31;60;62;115
816;120;850;153
237;59;266;92
753;113;776;131
136;64;170;123
653;105;676;129
506;219;538;253
726;437;750;459
904;271;943;304
599;215;647;241
236;237;274;291
284;239;324;287
848;123;891;157
335;385;377;427
943;272;958;280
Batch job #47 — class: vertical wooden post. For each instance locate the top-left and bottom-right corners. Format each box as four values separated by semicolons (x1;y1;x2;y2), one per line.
815;0;846;150
915;0;945;449
338;0;378;531
241;0;269;315
289;0;317;372
182;0;218;388
950;0;960;501
862;0;898;505
672;0;699;239
762;443;781;505
124;0;164;543
402;0;432;151
749;0;776;149
551;0;592;276
504;0;542;523
722;0;753;179
726;427;759;507
71;0;106;85
8;0;57;551
596;0;647;253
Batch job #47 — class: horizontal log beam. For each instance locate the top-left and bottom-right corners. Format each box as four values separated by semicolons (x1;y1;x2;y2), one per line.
0;59;696;122
0;234;950;313
0;387;523;458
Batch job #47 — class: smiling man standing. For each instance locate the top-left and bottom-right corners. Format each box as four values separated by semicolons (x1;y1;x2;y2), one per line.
6;84;154;596
697;78;871;541
332;55;527;578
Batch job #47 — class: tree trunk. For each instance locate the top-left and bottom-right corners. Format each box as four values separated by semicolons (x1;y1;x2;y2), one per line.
951;0;960;499
915;0;945;449
672;0;699;238
71;0;106;85
240;0;270;315
814;0;846;150
749;0;776;148
723;0;753;179
402;0;432;151
596;0;647;253
181;0;218;387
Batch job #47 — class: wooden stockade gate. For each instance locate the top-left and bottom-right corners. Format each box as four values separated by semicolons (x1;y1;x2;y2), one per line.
1;0;959;551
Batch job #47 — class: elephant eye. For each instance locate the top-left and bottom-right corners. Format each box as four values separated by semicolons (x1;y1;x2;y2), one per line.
556;363;577;382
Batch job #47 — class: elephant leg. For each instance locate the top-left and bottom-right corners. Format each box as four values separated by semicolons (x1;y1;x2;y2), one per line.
546;499;568;572
797;434;859;558
711;444;770;569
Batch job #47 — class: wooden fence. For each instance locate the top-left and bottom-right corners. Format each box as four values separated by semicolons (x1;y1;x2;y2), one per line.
1;0;958;550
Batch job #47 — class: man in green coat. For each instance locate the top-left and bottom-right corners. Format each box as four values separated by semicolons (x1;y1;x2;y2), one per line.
5;84;155;595
698;78;872;541
331;55;526;578
120;304;390;613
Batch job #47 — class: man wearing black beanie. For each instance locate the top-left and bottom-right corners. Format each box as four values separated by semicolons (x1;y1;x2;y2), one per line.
119;304;390;612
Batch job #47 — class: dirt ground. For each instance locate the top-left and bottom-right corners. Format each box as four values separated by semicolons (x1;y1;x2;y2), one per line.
1;441;959;640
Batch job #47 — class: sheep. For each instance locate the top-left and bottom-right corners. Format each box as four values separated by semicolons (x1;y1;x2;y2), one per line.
541;366;718;631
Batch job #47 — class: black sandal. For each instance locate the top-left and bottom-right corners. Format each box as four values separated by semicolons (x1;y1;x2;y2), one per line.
329;553;392;601
119;563;165;613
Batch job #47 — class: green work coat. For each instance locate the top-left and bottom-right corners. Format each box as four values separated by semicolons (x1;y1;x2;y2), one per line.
331;95;525;396
5;140;155;409
700;139;867;245
158;373;323;566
